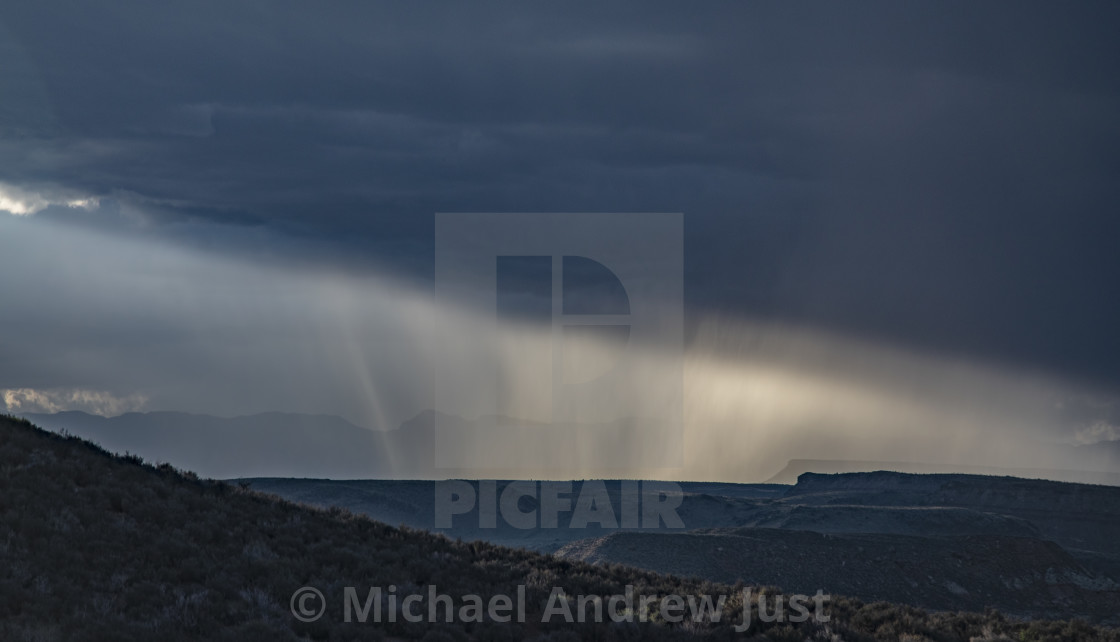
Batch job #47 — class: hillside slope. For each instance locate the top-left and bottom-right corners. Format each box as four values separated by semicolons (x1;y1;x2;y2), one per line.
1;414;1118;641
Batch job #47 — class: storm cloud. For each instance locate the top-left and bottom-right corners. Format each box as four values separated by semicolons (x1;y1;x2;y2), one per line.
1;2;1119;477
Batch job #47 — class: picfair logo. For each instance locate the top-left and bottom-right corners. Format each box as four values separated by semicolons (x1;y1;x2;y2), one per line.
434;213;683;473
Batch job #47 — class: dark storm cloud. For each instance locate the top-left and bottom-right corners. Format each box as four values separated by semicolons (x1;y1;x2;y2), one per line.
2;1;1119;386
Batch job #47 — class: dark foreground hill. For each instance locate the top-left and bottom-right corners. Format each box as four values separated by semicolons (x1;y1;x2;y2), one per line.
2;414;1119;641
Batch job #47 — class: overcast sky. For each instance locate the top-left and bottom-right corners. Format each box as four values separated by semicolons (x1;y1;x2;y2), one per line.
2;2;1119;475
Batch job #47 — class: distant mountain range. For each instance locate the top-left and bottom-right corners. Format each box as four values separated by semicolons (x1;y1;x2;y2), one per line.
766;457;1120;486
22;409;1120;485
21;410;434;479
